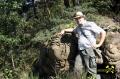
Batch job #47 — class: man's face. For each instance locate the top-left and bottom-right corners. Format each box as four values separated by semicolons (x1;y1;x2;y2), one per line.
75;17;84;25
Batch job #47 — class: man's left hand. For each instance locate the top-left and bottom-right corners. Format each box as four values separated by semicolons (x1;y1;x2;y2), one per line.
93;44;101;48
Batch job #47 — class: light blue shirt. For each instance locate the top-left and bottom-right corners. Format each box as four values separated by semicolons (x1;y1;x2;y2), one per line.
73;21;104;50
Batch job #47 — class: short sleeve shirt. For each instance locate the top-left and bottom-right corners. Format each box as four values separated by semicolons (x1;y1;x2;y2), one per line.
73;21;105;50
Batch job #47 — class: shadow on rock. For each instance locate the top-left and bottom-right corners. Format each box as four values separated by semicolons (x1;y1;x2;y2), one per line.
32;42;56;79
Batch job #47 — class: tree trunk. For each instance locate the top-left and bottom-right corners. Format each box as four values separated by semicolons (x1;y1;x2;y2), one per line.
111;0;120;14
64;0;70;8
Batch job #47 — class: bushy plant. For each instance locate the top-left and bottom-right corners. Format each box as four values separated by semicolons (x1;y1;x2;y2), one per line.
0;0;40;78
92;0;112;14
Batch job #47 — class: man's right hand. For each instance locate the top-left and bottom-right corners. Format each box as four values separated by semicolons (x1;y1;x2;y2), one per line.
58;28;74;35
58;30;65;35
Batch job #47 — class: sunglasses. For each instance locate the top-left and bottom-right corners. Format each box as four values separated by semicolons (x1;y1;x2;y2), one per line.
74;17;83;20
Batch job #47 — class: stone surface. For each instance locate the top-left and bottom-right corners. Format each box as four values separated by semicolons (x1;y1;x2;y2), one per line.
49;33;78;72
103;32;120;79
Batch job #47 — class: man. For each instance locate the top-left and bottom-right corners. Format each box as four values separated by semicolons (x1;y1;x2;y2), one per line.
60;11;106;78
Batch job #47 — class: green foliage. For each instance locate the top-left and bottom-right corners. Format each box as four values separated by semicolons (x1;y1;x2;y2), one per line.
0;1;39;79
43;72;87;79
3;68;19;79
92;0;112;14
79;2;98;14
60;2;98;20
18;71;39;79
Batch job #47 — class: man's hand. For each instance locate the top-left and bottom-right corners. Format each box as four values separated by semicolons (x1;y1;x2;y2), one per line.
93;44;101;48
58;28;74;35
94;31;106;48
58;30;65;35
60;30;65;35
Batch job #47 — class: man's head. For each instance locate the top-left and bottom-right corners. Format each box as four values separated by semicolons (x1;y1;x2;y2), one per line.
73;11;85;25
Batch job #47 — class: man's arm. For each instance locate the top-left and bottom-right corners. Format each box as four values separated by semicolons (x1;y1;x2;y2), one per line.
59;28;74;35
95;30;106;48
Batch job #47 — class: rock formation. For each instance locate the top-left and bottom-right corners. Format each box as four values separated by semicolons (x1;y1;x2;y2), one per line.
33;31;120;79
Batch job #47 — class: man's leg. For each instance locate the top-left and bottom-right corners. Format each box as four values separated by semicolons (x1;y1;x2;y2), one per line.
81;48;97;78
74;53;85;78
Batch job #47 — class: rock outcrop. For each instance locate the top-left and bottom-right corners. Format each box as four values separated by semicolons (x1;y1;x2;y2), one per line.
49;33;78;72
103;32;120;78
33;31;120;78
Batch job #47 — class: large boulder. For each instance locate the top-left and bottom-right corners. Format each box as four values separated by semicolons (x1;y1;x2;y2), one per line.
49;33;78;72
32;33;80;78
103;32;120;78
104;32;120;63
